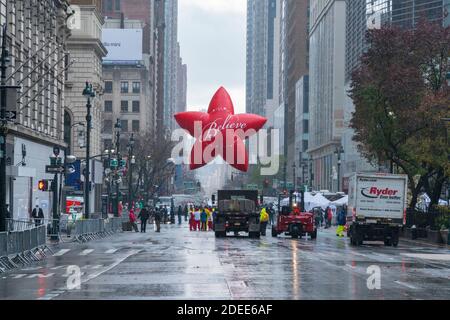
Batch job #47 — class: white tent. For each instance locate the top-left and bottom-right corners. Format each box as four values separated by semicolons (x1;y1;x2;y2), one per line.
331;195;348;206
311;193;331;209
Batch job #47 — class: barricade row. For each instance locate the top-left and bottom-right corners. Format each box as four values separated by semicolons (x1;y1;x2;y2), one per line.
0;225;46;258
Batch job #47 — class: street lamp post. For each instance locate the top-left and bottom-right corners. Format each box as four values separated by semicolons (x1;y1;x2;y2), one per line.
334;145;344;192
292;163;296;192
127;133;135;208
114;119;121;217
82;82;95;219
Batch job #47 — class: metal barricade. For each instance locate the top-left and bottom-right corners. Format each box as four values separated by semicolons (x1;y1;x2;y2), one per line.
6;219;35;232
7;232;17;255
22;229;31;252
37;225;46;247
30;228;38;249
16;232;24;254
0;232;7;257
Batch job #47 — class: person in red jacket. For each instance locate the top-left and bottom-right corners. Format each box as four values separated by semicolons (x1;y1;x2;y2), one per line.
129;208;139;232
189;207;195;231
326;207;333;228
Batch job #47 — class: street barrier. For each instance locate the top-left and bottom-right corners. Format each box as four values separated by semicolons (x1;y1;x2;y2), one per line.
72;217;125;243
0;225;49;273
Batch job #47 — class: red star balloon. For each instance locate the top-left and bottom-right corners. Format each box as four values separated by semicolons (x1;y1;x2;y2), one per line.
174;87;267;172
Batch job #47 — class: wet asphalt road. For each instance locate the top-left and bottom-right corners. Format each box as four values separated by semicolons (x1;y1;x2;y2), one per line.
0;222;449;300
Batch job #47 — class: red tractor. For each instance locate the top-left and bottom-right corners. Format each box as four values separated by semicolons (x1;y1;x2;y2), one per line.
271;191;317;239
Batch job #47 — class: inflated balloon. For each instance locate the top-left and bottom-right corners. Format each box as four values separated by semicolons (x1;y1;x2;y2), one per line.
174;87;267;172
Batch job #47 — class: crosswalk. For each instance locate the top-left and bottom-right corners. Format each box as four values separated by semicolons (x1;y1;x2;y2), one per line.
52;248;128;257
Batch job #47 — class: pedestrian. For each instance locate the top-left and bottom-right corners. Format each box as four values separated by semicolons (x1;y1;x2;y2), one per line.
194;207;201;231
31;204;44;227
177;205;182;225
260;206;269;236
336;207;347;237
129;208;139;232
162;205;168;224
184;204;189;222
200;208;208;231
268;204;275;225
153;208;162;232
138;206;150;233
207;207;213;231
189;207;195;231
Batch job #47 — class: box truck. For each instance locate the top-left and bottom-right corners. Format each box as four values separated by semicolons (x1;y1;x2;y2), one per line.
347;173;408;247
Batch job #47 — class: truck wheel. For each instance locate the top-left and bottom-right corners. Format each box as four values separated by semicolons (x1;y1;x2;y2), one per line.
215;231;226;238
249;232;260;239
384;239;392;246
310;229;317;239
290;225;300;239
392;239;399;247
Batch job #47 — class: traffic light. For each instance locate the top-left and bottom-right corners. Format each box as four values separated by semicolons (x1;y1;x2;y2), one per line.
38;180;50;191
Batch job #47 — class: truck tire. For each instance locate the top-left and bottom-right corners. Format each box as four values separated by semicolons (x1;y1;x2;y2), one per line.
291;225;300;239
310;229;317;239
249;232;260;239
392;238;399;247
384;238;392;246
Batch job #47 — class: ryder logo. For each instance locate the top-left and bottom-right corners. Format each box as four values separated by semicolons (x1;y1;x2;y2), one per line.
361;187;399;199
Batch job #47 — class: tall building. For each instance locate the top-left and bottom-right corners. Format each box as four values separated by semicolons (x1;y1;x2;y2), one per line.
282;0;309;179
308;0;346;192
246;0;280;121
340;0;450;192
163;0;185;133
1;0;71;220
101;0;158;150
294;75;309;186
65;0;107;213
367;0;450;29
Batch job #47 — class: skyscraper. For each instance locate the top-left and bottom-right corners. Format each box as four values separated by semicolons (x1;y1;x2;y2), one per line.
280;0;309;181
308;0;346;192
246;0;280;121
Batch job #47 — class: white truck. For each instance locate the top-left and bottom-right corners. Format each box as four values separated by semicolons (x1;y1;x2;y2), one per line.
347;173;408;247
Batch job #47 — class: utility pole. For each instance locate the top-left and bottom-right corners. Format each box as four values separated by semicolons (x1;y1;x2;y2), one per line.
82;82;95;219
0;25;8;232
114;119;121;217
127;133;135;208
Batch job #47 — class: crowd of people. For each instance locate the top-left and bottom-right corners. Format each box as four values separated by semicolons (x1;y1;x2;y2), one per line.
127;201;347;237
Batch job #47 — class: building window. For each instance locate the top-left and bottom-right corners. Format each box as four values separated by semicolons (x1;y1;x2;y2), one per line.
105;0;113;11
104;81;113;93
104;101;113;113
120;120;128;132
121;101;128;113
103;120;112;133
132;120;140;132
120;81;129;93
132;82;141;93
132;101;140;113
115;0;121;11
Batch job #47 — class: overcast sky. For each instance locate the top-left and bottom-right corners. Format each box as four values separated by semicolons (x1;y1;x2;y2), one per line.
178;0;247;114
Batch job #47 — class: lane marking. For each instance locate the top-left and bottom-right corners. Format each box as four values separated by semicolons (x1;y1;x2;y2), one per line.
79;249;94;256
105;249;118;254
53;249;70;257
37;249;141;300
401;253;450;261
394;280;418;289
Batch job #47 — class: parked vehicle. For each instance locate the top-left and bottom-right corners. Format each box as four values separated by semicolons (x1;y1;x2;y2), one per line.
347;173;408;247
214;190;260;238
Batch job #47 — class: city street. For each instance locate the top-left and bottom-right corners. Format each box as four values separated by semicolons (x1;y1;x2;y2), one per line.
0;223;449;300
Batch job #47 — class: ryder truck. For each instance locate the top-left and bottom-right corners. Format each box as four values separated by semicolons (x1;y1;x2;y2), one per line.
347;173;408;247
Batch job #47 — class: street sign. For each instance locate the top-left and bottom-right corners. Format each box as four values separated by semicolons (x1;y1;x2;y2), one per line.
45;165;65;174
4;111;16;120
